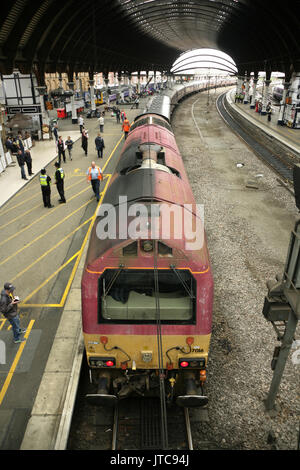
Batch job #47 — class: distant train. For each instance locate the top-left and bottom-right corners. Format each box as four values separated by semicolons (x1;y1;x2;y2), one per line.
272;85;284;101
81;84;215;408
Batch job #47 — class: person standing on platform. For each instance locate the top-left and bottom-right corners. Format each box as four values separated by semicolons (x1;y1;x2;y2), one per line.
78;115;84;133
57;136;66;164
116;108;121;123
122;118;130;140
121;110;126;123
53;124;59;142
95;133;105;159
65;136;74;161
16;150;28;180
24;149;34;176
16;133;25;153
82;128;89;156
54;162;66;203
40;168;53;208
0;282;26;344
98;114;104;133
86;161;103;202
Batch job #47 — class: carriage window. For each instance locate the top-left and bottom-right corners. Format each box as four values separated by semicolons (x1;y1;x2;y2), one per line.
98;269;196;324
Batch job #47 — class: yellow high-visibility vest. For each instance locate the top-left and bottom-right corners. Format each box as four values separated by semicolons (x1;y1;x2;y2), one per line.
40;175;49;186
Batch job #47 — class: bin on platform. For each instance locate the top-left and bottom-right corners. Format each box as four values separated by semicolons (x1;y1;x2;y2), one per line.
57;108;66;119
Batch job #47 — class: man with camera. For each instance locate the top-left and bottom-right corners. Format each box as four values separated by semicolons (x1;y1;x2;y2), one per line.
0;283;26;343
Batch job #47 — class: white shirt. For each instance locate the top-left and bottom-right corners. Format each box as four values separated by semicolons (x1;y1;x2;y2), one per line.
78;117;84;125
98;116;104;125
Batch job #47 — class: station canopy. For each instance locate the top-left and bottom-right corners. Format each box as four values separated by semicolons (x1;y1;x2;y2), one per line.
0;0;299;77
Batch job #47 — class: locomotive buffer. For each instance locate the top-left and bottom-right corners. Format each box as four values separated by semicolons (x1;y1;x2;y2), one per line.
262;218;300;411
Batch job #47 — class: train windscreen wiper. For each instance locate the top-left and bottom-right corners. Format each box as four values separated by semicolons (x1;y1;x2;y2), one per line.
102;264;124;299
170;265;195;299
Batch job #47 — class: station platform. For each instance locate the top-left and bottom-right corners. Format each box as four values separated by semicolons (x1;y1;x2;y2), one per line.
0;98;148;450
0;120;82;208
227;89;300;156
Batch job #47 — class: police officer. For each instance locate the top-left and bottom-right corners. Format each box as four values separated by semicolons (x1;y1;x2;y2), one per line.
40;168;53;208
54;162;66;203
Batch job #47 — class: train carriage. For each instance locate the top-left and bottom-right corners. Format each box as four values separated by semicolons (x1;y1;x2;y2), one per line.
81;103;214;408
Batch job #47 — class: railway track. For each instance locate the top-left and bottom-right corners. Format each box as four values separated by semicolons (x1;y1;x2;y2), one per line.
216;92;295;185
111;398;194;450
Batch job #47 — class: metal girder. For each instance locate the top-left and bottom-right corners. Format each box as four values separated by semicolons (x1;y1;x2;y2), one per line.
0;0;299;75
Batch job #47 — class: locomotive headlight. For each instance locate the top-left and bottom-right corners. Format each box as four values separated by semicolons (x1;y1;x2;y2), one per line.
179;358;206;368
89;356;116;368
141;351;153;363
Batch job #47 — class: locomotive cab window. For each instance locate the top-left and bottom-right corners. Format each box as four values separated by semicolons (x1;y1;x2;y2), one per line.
98;269;196;324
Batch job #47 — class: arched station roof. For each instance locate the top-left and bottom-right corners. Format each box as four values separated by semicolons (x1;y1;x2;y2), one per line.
0;0;299;81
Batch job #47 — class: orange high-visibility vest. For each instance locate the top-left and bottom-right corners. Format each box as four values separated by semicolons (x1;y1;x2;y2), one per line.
123;120;130;132
88;166;103;181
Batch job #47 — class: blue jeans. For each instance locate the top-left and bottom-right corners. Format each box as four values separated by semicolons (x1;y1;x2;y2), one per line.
20;164;26;179
7;315;21;341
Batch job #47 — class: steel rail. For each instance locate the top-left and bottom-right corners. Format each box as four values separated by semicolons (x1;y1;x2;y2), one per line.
184;408;193;450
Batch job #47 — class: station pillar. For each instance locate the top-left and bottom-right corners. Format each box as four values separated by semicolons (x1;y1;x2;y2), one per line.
243;76;250;104
67;82;78;124
128;73;133;99
250;76;258;109
89;79;96;112
137;72;141;95
277;81;290;125
104;76;110;105
261;79;271;115
36;85;50;139
58;73;64;93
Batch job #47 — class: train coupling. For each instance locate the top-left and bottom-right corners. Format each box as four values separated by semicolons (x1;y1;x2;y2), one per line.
176;371;208;408
86;372;117;407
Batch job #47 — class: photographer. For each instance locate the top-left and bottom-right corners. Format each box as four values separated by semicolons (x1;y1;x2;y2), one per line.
0;283;26;343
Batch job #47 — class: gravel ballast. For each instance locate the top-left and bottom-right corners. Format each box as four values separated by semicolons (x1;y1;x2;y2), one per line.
171;88;300;450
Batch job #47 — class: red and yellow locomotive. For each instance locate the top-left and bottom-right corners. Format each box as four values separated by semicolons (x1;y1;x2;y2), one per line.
81;111;213;407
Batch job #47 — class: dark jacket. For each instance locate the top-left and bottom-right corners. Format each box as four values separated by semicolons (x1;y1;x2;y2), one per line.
95;136;105;149
0;290;18;319
24;151;32;163
17;153;25;167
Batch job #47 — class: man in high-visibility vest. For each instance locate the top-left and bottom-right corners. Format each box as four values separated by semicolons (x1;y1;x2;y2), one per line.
86;161;103;202
54;162;66;203
40;168;53;208
122;118;130;140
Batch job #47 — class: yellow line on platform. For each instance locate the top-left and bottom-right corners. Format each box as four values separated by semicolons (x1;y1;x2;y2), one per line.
0;320;35;407
0;176;85;231
11;216;93;283
20;251;80;306
0;181;88;248
0;198;91;267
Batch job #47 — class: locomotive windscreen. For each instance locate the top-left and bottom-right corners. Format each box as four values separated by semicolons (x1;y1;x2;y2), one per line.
98;269;196;324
